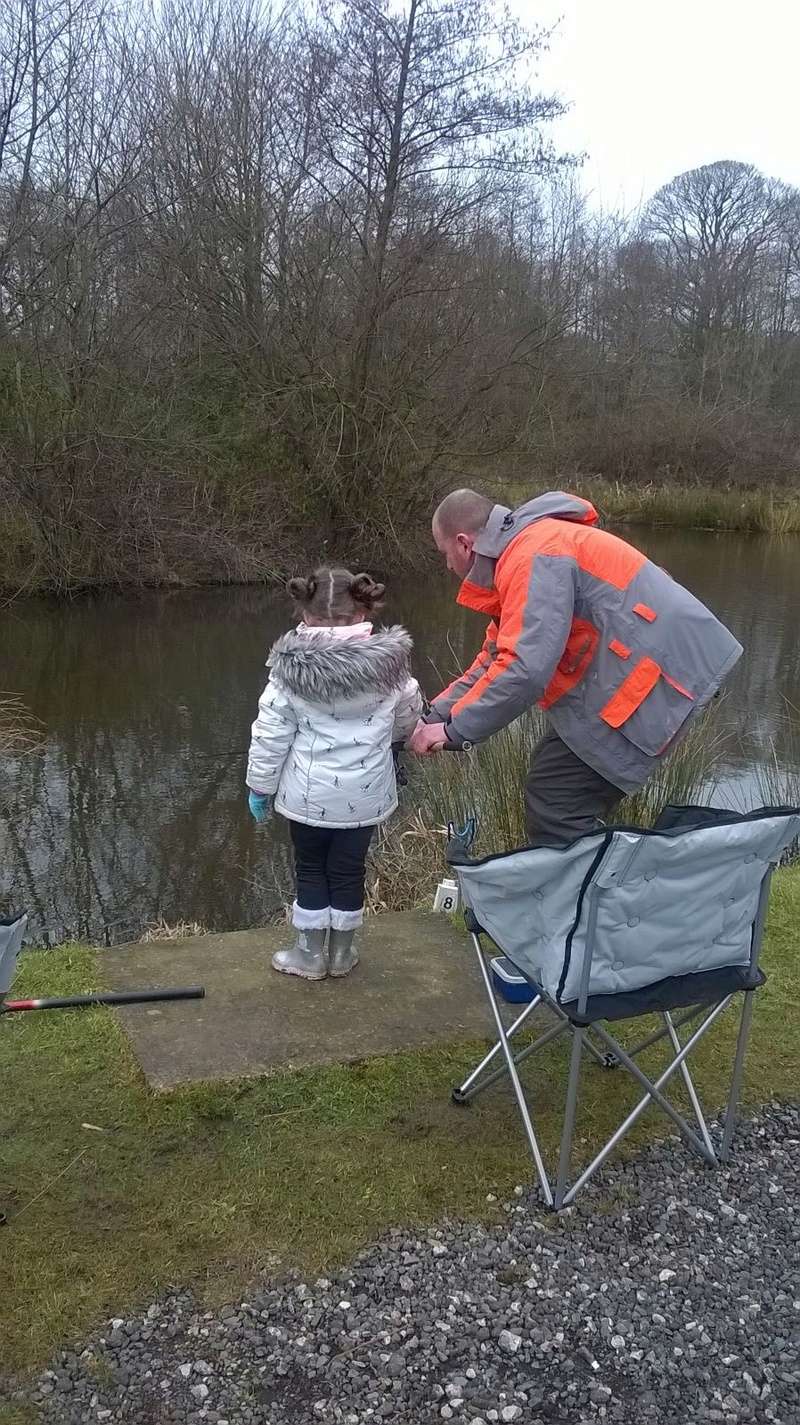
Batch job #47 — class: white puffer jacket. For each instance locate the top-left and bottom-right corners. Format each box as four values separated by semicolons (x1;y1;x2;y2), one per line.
247;623;423;829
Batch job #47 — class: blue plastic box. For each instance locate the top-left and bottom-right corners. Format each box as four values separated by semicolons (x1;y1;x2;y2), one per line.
490;955;536;1004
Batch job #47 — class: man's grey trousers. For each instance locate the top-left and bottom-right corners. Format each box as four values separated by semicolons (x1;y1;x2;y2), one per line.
525;728;625;846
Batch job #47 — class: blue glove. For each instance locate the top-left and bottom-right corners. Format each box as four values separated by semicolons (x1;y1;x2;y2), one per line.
248;790;274;824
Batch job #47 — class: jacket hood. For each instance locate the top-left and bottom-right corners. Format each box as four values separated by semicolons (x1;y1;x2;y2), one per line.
268;624;413;703
473;492;598;560
512;491;598;527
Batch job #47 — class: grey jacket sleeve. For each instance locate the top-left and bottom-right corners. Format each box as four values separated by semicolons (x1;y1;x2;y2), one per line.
447;556;576;745
246;682;298;794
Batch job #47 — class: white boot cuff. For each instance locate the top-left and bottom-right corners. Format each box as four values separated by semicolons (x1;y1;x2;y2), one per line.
330;907;363;931
291;902;331;931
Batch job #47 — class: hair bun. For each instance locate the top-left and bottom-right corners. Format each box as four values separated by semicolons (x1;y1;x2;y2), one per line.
287;574;317;603
350;573;385;608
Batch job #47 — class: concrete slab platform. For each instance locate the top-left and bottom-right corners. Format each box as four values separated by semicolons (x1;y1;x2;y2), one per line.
106;913;493;1090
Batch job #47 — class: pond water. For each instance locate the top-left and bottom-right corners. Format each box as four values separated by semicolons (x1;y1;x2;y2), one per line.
3;529;800;944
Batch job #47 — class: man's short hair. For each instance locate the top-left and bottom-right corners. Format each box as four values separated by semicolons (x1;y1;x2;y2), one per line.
433;488;494;539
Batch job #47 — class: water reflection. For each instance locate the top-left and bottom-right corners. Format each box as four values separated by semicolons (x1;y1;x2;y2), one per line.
2;531;799;944
0;584;485;942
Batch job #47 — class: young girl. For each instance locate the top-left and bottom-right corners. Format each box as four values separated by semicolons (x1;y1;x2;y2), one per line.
246;567;422;980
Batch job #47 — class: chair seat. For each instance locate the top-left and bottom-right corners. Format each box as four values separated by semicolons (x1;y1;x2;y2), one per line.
559;964;766;1026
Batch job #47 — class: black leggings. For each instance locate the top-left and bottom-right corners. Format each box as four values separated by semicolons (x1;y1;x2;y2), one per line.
290;822;375;912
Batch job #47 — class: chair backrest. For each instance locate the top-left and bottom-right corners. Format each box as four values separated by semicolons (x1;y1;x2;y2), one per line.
0;913;27;999
452;808;800;1006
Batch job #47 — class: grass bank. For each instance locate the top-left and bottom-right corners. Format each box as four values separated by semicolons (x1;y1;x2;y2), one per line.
2;867;800;1376
4;463;800;599
489;475;800;536
584;479;800;534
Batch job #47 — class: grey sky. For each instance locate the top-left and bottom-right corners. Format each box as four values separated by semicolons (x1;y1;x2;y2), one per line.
522;0;800;211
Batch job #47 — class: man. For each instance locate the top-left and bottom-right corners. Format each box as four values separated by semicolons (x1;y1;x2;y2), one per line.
410;488;742;844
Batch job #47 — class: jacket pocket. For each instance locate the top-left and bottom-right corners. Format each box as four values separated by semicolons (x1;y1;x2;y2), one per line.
600;657;695;755
540;619;599;710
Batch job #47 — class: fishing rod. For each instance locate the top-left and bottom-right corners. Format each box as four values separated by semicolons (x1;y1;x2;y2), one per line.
1;986;204;1014
0;914;205;1017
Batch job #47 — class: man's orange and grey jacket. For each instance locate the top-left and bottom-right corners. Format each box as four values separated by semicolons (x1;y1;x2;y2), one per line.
430;493;742;794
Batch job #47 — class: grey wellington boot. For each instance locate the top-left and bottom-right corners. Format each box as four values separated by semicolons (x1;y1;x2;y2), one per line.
272;928;328;980
328;928;359;978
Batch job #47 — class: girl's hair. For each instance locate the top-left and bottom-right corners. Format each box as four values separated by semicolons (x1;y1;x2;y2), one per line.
287;566;385;623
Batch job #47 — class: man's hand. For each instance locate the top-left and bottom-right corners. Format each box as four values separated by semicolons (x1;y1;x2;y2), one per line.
409;720;450;756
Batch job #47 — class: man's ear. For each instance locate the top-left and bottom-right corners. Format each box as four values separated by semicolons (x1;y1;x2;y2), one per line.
456;532;474;556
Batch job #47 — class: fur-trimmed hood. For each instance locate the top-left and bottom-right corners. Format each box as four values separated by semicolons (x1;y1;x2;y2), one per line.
267;625;413;703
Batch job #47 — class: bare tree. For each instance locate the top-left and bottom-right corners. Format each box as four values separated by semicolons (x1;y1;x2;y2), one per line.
277;0;569;540
2;2;800;594
645;161;790;401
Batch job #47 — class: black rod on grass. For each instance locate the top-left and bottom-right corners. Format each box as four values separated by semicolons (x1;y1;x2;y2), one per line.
1;987;205;1013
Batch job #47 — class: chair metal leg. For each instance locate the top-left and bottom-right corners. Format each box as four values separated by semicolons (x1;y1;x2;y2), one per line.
663;1011;716;1160
622;1004;708;1062
454;995;542;1101
538;993;608;1068
555;1028;584;1209
471;934;553;1207
591;1015;723;1163
454;982;605;1107
721;990;755;1161
562;1000;730;1205
455;1014;568;1104
565;1020;609;1069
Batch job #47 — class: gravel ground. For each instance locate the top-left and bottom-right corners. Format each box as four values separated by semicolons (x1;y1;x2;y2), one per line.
3;1104;798;1425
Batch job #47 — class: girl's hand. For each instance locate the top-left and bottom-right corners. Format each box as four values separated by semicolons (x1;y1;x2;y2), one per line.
248;790;274;824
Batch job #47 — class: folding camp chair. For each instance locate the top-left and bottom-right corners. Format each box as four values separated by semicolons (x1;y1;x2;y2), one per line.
0;914;27;1004
447;805;800;1210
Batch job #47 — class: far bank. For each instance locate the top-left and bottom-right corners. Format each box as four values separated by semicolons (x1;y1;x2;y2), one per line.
3;474;800;598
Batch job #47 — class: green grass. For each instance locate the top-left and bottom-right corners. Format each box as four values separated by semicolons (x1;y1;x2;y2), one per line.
489;474;800;535
3;871;800;1375
585;479;800;534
